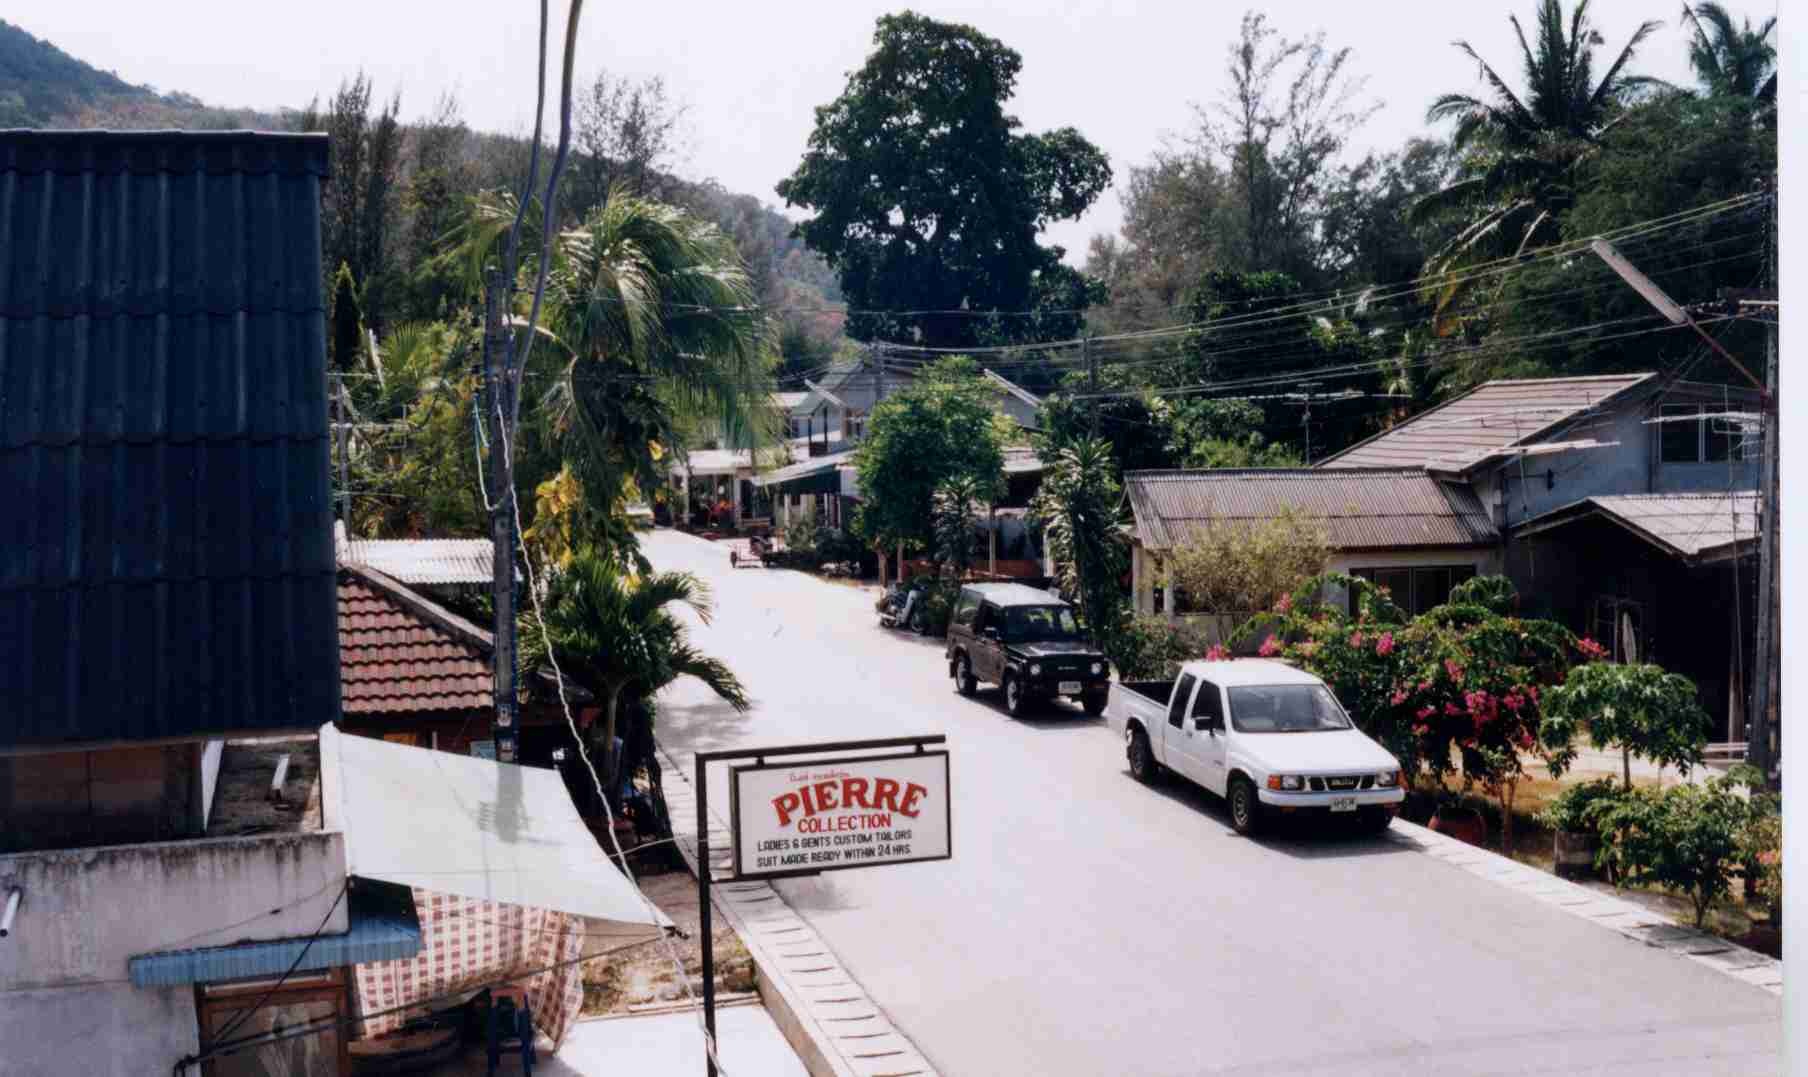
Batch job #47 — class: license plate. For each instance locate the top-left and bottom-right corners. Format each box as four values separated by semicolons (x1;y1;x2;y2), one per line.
1058;680;1082;694
1329;797;1358;812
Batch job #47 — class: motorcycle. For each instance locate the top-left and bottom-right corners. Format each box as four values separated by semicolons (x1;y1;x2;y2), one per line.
877;579;930;634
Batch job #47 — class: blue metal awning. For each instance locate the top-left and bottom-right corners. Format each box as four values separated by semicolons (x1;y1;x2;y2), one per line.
129;879;421;987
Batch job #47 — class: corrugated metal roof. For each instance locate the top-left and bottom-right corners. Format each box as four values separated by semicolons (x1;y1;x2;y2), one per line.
339;566;493;717
0;130;338;748
338;536;495;586
1517;492;1759;562
130;878;421;987
753;450;856;488
1125;468;1498;552
1003;447;1044;475
1319;374;1656;470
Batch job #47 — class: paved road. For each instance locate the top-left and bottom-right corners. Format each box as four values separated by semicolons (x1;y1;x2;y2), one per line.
644;530;1780;1076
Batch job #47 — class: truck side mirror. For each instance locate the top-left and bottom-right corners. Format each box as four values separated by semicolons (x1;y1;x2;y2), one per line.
1194;717;1222;733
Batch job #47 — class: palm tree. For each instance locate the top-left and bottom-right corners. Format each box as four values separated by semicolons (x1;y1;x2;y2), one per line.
526;554;750;804
1415;0;1663;324
441;187;780;560
1680;3;1777;101
1028;438;1128;648
932;474;989;578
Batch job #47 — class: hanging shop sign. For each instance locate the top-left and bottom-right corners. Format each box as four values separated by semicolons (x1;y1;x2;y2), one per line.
729;750;951;879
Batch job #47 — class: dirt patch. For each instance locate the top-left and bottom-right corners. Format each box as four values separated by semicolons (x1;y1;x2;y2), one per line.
580;867;756;1016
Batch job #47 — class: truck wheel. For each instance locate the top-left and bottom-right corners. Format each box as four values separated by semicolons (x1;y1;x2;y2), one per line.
1081;691;1107;718
954;655;978;697
1127;727;1158;784
1003;674;1030;718
1359;807;1394;835
1229;778;1264;837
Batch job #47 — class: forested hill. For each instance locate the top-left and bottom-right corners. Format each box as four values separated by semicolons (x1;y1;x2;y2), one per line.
1;20;843;347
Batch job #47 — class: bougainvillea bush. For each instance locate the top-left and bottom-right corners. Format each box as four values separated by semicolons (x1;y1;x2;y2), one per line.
1240;574;1576;850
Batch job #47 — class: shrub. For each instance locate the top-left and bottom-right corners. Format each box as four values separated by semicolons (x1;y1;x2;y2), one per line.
913;578;962;637
1541;660;1710;790
1164;506;1329;621
1108;615;1213;679
782;514;818;555
813;527;871;572
1539;778;1622;833
1589;774;1757;927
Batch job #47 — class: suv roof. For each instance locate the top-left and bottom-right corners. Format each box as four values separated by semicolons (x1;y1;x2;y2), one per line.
960;582;1066;608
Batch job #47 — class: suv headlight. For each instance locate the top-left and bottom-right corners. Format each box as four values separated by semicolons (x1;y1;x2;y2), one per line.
1265;775;1305;791
1090;661;1104;676
1375;769;1400;788
1029;662;1043;677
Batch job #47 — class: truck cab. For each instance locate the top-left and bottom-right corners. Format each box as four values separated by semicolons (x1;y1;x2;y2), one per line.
944;583;1111;718
1106;659;1405;836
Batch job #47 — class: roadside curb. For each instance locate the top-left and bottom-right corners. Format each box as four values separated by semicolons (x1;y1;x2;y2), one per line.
658;744;941;1077
1388;819;1783;996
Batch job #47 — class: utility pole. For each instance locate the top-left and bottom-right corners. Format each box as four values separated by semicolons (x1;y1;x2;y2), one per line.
1749;187;1780;786
333;373;349;523
1085;334;1098;439
482;270;519;764
1300;384;1317;466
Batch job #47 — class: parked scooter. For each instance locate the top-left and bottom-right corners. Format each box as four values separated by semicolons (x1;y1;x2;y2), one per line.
877;579;930;634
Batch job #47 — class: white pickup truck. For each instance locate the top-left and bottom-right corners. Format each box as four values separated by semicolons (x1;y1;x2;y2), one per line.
1106;658;1404;836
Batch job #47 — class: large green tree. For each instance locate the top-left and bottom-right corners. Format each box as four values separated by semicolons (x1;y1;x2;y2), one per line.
1416;0;1663;326
776;12;1111;349
854;358;1007;552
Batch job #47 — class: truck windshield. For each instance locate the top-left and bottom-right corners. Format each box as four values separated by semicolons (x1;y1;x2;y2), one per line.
1227;685;1353;733
1002;605;1081;642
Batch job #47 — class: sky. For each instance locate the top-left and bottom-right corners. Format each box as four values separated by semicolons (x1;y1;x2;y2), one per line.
17;1;1758;264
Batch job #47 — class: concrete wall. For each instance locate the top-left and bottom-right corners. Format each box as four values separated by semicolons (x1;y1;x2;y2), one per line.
0;830;347;992
2;981;199;1077
0;743;209;853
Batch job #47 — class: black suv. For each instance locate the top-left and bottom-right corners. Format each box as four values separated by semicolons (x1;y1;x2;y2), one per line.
943;583;1110;717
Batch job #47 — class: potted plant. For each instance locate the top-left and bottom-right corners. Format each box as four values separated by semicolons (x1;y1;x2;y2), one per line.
1540;779;1620;879
1428;791;1487;846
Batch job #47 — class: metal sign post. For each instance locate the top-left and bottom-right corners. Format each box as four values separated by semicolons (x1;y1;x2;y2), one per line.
693;735;949;1077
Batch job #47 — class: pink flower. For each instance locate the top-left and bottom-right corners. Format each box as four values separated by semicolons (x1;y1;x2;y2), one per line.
1204;644;1229;662
1258;635;1282;658
1350;631;1366;648
1412;724;1430;736
1528;685;1541;702
1274;593;1293;614
1444;702;1464;717
1444;658;1466;685
1375;632;1395;656
1390;689;1409;706
1502;692;1525;713
1577;637;1609;661
1417;705;1437;720
1516;732;1535;751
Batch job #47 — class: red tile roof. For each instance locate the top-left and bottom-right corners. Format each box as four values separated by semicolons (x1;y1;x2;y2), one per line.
339;565;492;716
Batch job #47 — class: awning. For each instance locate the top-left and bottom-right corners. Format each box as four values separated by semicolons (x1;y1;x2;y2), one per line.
319;725;669;929
130;879;421;987
754;450;857;494
1513;492;1759;565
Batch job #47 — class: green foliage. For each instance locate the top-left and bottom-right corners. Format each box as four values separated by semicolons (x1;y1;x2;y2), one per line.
525;555;749;795
1108;615;1213;680
1539;777;1622;832
931;474;988;577
1164;506;1328;620
1417;0;1665;327
1035;368;1177;476
854;358;1006;551
329;263;363;373
1680;3;1777;101
1029;438;1128;647
1587;774;1757;927
1250;574;1574;847
1541;661;1710;787
1738;790;1782;919
1449;574;1519;615
1164;397;1301;469
781;514;819;556
776;12;1110;349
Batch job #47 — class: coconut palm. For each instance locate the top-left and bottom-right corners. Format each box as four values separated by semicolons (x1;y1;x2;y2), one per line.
1680;3;1777;102
526;554;750;803
1414;0;1663;325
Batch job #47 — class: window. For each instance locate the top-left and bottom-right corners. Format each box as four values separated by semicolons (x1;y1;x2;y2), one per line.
1660;403;1742;463
1227;684;1354;734
953;591;982;628
1168;673;1197;729
1190;679;1224;730
1350;564;1477;616
1001;605;1081;642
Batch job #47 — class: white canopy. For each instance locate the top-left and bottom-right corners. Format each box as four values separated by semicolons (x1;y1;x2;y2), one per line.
320;724;669;929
